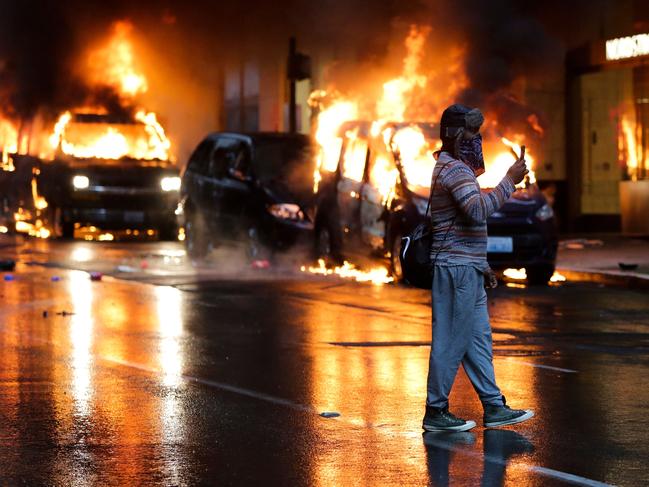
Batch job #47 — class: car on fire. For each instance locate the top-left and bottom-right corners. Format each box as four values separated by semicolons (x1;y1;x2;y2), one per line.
178;132;315;259
313;121;558;284
0;111;180;239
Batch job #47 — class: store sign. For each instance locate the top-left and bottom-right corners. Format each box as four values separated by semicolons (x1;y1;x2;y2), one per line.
606;33;649;61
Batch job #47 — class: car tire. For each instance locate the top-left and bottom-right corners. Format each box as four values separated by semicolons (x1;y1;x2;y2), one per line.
389;230;404;282
185;212;209;261
246;226;269;261
526;264;555;285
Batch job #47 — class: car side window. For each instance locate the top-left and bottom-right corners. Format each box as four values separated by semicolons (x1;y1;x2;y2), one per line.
207;138;246;179
340;136;368;183
187;140;213;175
228;144;251;180
367;144;399;199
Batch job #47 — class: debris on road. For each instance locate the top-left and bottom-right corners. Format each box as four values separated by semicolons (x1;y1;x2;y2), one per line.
618;262;639;271
0;259;16;271
3;274;15;281
42;310;48;318
319;411;341;418
251;259;271;269
51;276;61;282
89;271;103;281
55;310;75;317
559;239;604;250
116;265;137;273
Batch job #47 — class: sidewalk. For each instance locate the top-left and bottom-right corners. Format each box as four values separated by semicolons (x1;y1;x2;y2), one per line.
557;234;649;289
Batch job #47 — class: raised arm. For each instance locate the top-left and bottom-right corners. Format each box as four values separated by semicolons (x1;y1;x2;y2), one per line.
442;164;516;225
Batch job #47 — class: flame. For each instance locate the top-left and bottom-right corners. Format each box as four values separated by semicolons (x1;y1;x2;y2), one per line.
310;25;540;201
377;26;429;122
310;94;358;192
14;220;50;239
391;125;435;191
503;268;527;280
301;259;394;285
1;118;18;168
49;110;171;161
479;137;536;188
550;271;566;283
619;116;639;181
87;21;148;97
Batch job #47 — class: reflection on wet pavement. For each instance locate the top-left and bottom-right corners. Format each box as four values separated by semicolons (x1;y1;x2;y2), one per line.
0;238;647;484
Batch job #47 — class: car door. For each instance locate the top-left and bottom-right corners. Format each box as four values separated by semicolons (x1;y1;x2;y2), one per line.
184;138;213;212
360;142;399;250
208;137;252;238
336;134;368;241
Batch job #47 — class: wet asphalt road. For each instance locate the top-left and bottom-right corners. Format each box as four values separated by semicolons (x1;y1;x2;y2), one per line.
0;236;648;486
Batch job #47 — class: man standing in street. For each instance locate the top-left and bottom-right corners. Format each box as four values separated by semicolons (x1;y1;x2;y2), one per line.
423;104;534;432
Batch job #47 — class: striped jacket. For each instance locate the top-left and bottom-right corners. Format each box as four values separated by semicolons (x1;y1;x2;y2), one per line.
429;151;516;271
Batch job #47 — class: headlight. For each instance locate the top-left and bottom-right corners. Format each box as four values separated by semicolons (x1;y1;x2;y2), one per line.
72;175;89;189
535;203;554;221
267;203;304;220
161;176;181;192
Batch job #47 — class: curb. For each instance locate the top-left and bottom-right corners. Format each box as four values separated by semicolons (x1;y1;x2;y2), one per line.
557;267;649;291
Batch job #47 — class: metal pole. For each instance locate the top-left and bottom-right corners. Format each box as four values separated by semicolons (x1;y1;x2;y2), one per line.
289;37;297;133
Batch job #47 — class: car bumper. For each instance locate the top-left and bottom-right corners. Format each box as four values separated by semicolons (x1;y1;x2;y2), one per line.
62;190;178;228
487;233;558;269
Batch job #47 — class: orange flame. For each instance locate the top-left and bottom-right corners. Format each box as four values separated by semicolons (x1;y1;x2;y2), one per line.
87;21;148;97
49;110;171;161
479;137;536;188
301;259;394;285
619;116;639;181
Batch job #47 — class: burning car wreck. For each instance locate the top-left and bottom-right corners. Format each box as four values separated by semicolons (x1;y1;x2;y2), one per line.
313;121;558;284
0;110;179;240
178;132;315;260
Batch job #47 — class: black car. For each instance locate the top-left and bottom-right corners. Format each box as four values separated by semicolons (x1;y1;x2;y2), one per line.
178;132;315;259
314;121;558;284
0;112;179;239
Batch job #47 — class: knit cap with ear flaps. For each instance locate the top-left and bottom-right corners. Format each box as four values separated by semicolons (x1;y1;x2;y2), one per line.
440;104;484;137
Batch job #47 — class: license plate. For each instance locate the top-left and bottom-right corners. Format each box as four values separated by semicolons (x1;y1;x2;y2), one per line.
124;211;144;223
487;236;513;253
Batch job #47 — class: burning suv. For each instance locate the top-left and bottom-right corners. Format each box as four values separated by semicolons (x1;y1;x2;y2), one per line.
1;111;179;239
314;121;558;284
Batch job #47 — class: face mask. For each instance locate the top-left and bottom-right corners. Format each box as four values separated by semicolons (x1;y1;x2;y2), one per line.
458;133;485;176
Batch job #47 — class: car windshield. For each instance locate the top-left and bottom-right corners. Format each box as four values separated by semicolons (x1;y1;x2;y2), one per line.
252;137;315;190
55;113;171;163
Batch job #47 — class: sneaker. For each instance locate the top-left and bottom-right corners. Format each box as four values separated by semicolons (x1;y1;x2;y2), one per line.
483;396;534;428
423;406;477;432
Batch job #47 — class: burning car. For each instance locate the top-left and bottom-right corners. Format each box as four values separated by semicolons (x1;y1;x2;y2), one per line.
313;121;558;284
178;132;315;259
1;110;179;239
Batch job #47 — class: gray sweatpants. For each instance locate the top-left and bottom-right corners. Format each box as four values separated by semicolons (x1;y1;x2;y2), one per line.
426;265;503;408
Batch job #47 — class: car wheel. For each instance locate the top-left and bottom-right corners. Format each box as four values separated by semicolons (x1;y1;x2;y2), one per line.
246;226;266;261
526;264;555;285
185;212;209;261
390;230;404;281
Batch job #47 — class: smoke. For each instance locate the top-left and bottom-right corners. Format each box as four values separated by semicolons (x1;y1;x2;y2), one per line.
0;1;82;119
